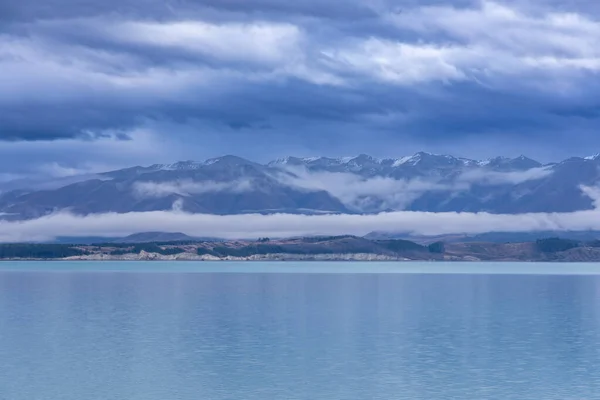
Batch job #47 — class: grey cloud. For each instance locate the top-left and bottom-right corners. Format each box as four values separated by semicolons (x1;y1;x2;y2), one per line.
0;0;183;22
183;0;380;19
0;0;379;23
0;0;599;166
7;0;595;24
132;179;254;198
0;130;173;178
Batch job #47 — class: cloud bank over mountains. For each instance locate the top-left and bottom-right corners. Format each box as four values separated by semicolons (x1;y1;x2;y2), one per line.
2;199;600;243
274;163;553;211
132;179;255;198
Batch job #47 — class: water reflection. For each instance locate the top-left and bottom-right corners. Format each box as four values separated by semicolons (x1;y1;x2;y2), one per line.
0;272;599;399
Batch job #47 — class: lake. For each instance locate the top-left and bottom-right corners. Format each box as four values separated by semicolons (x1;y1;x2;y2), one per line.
1;261;600;399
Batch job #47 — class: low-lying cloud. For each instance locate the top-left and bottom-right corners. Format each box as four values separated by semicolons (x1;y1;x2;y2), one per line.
275;165;553;212
275;169;449;211
3;206;600;243
132;179;253;198
457;166;553;185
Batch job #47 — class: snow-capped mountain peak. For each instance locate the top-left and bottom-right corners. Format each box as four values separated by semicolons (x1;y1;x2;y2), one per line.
270;154;382;169
389;152;474;168
202;155;259;167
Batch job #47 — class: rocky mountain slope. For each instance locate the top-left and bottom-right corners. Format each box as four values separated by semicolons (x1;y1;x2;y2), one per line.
1;152;600;219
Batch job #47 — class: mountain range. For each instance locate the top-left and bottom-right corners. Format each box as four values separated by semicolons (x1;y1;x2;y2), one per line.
1;152;600;220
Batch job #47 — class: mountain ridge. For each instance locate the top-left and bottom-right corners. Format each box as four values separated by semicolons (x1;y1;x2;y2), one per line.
1;151;599;220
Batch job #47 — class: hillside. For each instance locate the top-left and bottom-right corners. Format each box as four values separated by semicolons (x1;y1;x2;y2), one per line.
3;237;600;262
2;152;600;220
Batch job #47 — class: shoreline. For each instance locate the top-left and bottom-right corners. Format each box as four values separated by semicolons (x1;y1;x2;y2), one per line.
2;237;600;262
0;254;584;263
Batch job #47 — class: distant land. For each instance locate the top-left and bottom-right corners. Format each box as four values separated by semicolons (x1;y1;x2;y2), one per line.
3;236;600;262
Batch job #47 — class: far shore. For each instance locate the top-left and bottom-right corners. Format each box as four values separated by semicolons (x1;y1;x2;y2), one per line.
2;236;598;262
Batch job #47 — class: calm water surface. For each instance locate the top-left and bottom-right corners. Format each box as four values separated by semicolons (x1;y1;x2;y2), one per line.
1;262;600;399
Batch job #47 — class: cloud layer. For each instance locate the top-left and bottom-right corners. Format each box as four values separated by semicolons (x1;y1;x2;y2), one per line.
276;164;553;211
1;0;600;175
457;166;553;185
132;179;254;198
120;162;555;212
3;207;600;243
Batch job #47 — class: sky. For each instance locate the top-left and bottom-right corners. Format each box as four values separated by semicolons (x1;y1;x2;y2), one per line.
1;0;600;180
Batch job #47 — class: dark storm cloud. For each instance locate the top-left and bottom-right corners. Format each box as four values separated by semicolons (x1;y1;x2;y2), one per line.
0;0;379;22
0;0;181;22
0;0;599;164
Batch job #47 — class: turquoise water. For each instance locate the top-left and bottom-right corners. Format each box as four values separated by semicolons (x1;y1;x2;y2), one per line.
1;262;600;399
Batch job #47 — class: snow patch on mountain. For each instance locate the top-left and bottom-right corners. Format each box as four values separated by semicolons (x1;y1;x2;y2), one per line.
391;156;414;167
